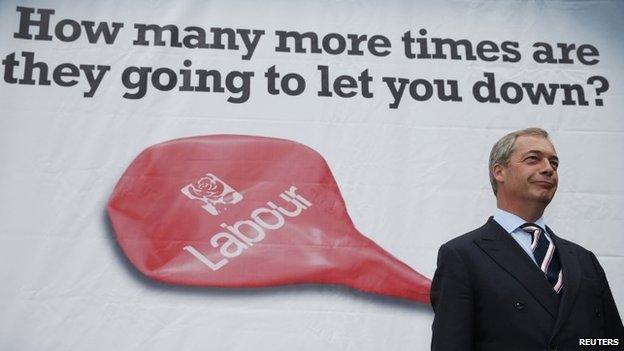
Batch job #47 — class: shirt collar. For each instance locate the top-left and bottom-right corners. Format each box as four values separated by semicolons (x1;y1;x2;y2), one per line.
493;208;547;234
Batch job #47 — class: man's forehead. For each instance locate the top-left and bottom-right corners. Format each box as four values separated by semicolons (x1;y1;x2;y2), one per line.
513;135;557;155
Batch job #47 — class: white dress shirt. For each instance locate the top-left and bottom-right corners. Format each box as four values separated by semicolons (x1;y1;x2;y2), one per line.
492;208;554;266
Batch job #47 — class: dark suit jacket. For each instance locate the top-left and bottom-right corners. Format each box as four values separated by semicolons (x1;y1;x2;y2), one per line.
431;217;624;351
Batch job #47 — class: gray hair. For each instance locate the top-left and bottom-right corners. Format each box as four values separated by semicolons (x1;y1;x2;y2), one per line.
489;128;550;195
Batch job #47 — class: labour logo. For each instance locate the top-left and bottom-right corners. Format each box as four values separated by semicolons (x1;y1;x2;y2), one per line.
180;173;243;215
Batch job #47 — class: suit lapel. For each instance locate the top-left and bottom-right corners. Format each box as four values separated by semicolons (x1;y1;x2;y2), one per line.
548;228;581;338
474;218;559;319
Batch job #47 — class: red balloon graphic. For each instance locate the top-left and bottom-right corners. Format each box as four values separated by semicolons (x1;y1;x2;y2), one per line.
108;135;431;303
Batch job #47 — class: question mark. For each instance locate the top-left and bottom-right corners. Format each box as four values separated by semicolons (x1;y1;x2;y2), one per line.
587;76;609;106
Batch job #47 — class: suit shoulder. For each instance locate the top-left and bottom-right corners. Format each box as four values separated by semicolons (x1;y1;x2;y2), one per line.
554;235;593;256
558;237;597;261
551;234;604;272
442;222;491;250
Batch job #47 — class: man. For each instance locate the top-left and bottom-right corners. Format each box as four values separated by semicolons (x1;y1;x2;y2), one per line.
431;128;623;351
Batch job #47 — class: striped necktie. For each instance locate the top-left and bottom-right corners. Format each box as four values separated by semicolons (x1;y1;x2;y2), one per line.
520;223;563;294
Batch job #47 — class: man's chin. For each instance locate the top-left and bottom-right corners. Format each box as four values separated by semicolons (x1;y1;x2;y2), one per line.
533;192;555;204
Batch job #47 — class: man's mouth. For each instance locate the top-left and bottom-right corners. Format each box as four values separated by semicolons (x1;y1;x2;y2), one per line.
532;180;554;187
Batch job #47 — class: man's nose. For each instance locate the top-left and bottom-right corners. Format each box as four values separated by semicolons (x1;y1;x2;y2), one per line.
539;159;555;175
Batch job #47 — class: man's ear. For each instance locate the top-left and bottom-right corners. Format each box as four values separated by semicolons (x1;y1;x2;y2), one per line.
492;164;505;183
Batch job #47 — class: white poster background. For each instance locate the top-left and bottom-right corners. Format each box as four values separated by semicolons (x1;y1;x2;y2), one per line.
1;1;622;350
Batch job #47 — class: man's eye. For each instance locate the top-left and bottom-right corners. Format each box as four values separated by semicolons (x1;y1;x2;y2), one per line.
551;161;559;169
524;156;538;162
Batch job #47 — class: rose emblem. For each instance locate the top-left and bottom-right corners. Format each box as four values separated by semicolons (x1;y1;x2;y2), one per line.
188;175;225;200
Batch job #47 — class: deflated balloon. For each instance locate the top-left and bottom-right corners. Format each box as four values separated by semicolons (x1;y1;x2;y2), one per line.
108;135;431;303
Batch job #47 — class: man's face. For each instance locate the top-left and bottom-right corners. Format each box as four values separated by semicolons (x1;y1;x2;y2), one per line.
495;135;559;205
